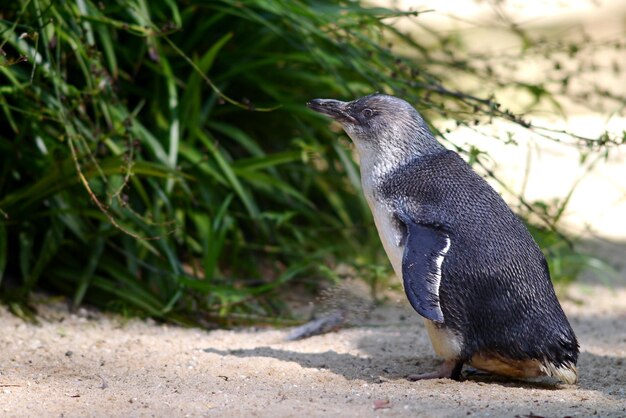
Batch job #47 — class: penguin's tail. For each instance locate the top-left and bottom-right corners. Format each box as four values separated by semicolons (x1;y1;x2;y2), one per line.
539;361;578;385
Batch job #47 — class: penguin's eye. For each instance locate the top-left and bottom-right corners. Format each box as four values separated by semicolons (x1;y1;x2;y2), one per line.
362;108;374;118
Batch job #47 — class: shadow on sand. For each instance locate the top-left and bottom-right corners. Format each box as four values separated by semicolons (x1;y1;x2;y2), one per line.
203;310;625;398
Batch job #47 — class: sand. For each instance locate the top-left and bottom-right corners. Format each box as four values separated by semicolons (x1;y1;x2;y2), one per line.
0;281;624;418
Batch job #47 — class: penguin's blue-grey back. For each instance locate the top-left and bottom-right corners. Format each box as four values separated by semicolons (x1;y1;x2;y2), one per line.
379;150;579;370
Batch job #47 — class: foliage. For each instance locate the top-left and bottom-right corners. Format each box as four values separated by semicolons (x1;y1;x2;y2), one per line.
0;0;622;323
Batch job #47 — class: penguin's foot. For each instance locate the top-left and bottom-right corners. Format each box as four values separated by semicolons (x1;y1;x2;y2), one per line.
407;359;463;381
462;366;491;378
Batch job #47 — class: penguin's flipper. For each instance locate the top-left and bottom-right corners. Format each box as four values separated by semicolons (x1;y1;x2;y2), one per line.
398;217;450;323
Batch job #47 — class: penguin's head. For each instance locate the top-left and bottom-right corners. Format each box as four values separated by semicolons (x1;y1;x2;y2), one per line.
307;94;443;173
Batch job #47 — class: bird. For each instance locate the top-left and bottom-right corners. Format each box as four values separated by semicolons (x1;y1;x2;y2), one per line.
306;93;579;384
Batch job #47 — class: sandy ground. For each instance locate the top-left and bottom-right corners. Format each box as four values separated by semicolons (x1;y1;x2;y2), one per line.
1;281;625;418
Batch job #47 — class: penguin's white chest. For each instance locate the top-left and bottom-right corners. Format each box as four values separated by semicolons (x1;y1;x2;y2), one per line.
365;195;403;279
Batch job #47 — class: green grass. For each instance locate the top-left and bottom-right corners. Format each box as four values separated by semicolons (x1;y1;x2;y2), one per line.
0;0;619;324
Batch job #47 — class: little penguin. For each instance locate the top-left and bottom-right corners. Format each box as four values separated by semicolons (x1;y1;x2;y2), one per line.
307;93;579;384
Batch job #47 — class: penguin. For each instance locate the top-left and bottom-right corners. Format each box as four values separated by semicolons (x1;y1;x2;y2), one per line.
306;93;579;384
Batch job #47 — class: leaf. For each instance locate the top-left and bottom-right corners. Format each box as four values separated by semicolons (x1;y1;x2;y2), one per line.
197;130;263;224
0;222;7;285
23;219;65;293
72;235;105;311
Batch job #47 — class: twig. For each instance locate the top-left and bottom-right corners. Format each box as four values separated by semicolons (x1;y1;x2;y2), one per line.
96;374;108;389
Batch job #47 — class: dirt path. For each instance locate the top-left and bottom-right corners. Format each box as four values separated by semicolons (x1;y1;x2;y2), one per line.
0;282;624;418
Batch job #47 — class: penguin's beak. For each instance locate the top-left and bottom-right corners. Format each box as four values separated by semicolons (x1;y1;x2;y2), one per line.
307;98;357;124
